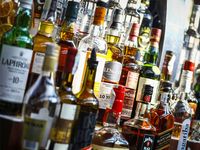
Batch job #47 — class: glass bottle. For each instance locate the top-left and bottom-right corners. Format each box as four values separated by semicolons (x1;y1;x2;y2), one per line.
122;84;156;150
134;28;161;115
92;86;129;149
97;8;124;123
0;0;33;118
49;47;79;150
56;1;79;88
119;23;141;124
73;0;108;96
27;0;57;89
71;48;99;149
150;81;174;150
22;43;60;150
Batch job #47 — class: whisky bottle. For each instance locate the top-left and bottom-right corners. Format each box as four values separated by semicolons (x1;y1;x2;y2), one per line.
92;86;129;149
134;28;161;112
22;43;60;150
122;84;156;150
27;0;57;89
97;8;124;123
119;23;141;123
150;81;174;150
56;1;79;88
71;48;99;149
49;47;79;150
73;0;108;96
0;0;33;118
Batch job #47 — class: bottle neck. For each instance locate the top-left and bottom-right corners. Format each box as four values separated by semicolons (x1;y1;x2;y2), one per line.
15;6;32;29
89;24;102;37
103;108;119;128
145;42;159;64
134;102;150;120
158;92;171;111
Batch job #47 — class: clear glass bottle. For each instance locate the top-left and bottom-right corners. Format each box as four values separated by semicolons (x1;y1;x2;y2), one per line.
22;43;60;150
71;48;99;149
122;84;156;150
92;86;129;149
73;0;108;96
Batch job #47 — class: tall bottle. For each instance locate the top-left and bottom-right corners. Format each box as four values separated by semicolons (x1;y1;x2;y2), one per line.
27;0;57;89
119;23;141;123
0;0;33;118
97;8;124;123
22;43;60;150
122;84;156;150
56;1;80;88
49;47;79;150
73;0;108;96
92;86;129;149
71;48;99;149
134;28;161;116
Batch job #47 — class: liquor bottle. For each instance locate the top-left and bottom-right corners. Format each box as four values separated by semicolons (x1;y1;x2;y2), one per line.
71;48;99;149
92;86;129;149
49;47;78;150
194;69;200;120
0;0;33;118
122;84;156;150
73;0;108;96
150;81;174;150
119;23;141;123
97;8;124;123
22;43;60;150
136;0;153;65
134;28;161;114
27;0;57;89
56;1;79;88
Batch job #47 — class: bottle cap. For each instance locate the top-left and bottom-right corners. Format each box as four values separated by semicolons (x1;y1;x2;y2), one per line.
97;1;108;8
65;1;80;21
184;60;195;72
19;0;33;9
142;84;153;103
65;47;78;74
110;8;124;29
129;23;140;40
150;28;162;43
93;1;108;25
112;85;125;114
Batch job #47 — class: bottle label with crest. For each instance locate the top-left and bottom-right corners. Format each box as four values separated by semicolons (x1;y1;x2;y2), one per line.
136;77;160;105
141;134;155;150
0;44;32;103
31;52;45;74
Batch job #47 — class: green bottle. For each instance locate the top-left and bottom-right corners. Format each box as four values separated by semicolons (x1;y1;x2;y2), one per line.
0;0;33;118
135;28;161;110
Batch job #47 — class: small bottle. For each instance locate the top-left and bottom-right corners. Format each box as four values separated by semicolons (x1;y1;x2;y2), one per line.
150;81;175;150
56;1;80;88
92;86;129;149
122;84;156;150
49;47;78;150
97;8;124;123
71;48;99;149
22;43;60;150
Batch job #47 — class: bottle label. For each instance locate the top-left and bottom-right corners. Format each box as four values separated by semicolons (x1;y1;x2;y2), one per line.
125;72;139;89
136;77;160;105
154;128;173;150
121;88;136;119
0;44;32;103
52;143;69;150
98;82;116;109
92;144;129;150
60;103;77;120
72;106;97;149
141;134;155;150
179;70;193;93
102;61;122;83
31;52;45;74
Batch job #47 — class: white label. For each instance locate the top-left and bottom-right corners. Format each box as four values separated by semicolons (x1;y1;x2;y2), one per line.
31;52;45;74
125;72;139;89
179;70;193;93
136;77;160;105
177;118;191;150
60;104;77;120
53;143;69;150
0;44;32;103
98;82;116;109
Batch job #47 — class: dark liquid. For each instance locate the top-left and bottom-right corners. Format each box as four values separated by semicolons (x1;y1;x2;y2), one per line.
0;101;23;116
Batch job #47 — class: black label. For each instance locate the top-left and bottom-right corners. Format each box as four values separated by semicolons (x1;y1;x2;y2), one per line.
155;129;173;150
141;134;155;150
72;106;98;149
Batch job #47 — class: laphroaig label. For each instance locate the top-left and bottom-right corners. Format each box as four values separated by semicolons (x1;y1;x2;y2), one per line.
136;77;160;105
0;44;32;103
31;52;45;74
141;134;155;150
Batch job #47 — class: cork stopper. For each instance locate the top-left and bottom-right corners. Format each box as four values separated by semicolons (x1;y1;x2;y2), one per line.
93;1;108;25
43;43;60;72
